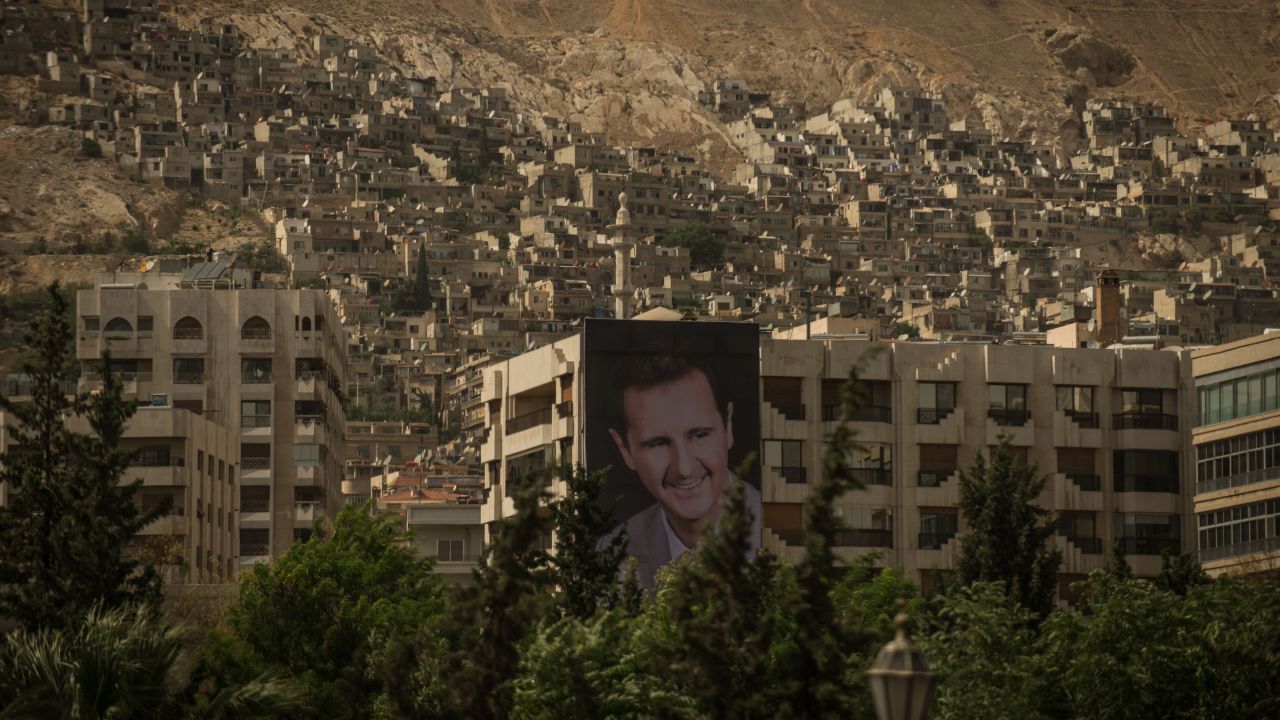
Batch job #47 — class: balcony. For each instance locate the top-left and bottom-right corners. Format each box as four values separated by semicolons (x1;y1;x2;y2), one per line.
240;457;271;482
295;415;323;441
554;400;573;418
506;407;552;435
173;372;204;385
1116;537;1179;556
1115;473;1179;494
1199;536;1280;564
917;407;954;425
851;467;892;486
777;466;807;484
834;528;893;548
240;543;270;557
1063;410;1099;429
295;501;320;524
1066;535;1103;554
1197;467;1280;495
918;531;957;550
918;470;952;487
1112;412;1178;431
987;408;1031;426
1067;473;1101;492
241;370;273;384
129;459;187;486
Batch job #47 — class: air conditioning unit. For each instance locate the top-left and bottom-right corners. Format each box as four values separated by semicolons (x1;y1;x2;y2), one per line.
149;394;170;407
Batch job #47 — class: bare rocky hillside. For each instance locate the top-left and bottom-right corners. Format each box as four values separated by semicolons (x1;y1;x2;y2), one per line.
169;0;1280;171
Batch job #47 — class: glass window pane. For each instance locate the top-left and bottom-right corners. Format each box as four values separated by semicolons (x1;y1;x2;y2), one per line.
1057;387;1071;411
938;383;955;409
1009;385;1027;410
920;383;936;408
989;385;1005;409
764;440;781;467
783;440;802;467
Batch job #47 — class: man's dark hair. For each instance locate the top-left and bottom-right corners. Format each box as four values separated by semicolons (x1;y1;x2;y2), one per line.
607;353;729;445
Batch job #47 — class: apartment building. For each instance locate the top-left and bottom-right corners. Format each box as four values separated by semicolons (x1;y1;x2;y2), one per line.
1;373;237;585
1192;333;1280;575
479;327;1195;593
75;265;347;573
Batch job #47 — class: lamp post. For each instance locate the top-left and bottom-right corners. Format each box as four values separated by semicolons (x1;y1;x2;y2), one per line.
867;612;936;720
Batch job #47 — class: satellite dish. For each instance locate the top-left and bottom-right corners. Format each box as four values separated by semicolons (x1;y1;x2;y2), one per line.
1087;318;1096;332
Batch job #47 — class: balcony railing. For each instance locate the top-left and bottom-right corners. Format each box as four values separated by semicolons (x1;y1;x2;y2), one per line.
240;543;270;557
240;500;269;513
773;528;804;546
295;415;324;428
851;405;892;423
506;407;552;435
555;400;573;418
851;467;892;486
1197;468;1280;495
1199;536;1280;563
295;370;325;381
1116;537;1179;556
917;407;954;425
240;457;271;470
1063;410;1099;428
1112;412;1178;431
1067;536;1104;554
988;408;1031;426
1115;474;1179;494
918;531;957;550
834;528;893;548
918;470;951;487
771;403;806;421
1067;473;1101;492
133;456;184;468
173;327;203;340
241;327;272;340
173;372;204;384
778;466;807;484
242;370;273;384
241;415;271;429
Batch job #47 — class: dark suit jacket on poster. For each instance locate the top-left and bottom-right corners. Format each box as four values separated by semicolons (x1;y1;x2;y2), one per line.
600;477;762;591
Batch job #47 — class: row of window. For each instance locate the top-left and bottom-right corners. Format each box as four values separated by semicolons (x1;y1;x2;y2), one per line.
1196;365;1280;427
1196;427;1280;494
1198;499;1280;562
83;314;327;339
763;441;1179;494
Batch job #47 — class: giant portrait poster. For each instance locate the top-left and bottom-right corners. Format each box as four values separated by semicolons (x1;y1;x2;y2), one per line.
584;318;761;591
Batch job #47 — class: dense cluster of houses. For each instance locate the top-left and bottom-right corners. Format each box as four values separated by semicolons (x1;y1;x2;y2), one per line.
7;1;1280;528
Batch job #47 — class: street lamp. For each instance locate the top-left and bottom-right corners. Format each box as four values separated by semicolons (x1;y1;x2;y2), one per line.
867;612;936;720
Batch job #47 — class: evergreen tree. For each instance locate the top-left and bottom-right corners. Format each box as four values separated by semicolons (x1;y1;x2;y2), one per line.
412;241;433;311
1156;549;1209;596
656;480;780;719
548;465;630;619
955;438;1061;617
0;283;167;631
785;362;875;717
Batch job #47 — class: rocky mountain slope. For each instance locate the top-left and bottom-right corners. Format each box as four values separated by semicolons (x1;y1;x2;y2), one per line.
169;0;1280;171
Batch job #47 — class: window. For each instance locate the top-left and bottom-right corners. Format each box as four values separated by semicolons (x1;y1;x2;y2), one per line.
764;439;805;484
1116;388;1176;430
103;317;133;336
988;384;1029;425
137;316;154;333
241;316;271;340
919;510;958;549
241;400;271;428
83;316;100;332
1115;512;1180;556
241;486;269;513
240;528;269;556
1059;511;1102;554
241;358;272;383
437;539;465;562
1198;499;1280;563
173;316;203;339
917;382;956;424
1198;367;1280;426
173;358;204;384
1114;450;1180;493
833;506;893;547
293;444;320;466
849;443;893;485
1198;428;1280;493
1056;385;1097;427
918;444;957;486
197;450;204;472
763;376;805;421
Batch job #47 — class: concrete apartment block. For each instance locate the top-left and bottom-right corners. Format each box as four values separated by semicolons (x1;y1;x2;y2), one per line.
1192;332;1280;576
479;330;1195;595
75;271;347;575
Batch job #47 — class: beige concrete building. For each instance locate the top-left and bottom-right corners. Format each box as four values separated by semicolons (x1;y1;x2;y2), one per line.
1192;333;1280;575
75;268;347;574
479;329;1195;593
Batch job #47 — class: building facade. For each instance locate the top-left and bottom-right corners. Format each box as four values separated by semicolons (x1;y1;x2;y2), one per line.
75;270;347;574
1192;333;1280;575
479;328;1196;592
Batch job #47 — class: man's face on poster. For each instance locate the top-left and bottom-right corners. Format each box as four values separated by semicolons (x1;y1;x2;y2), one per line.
609;368;735;527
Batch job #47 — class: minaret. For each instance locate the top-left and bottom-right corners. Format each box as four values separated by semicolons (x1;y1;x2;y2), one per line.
609;191;636;320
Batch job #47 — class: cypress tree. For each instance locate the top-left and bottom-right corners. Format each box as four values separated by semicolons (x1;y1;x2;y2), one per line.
548;464;630;619
412;241;432;311
0;283;168;631
955;438;1061;617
